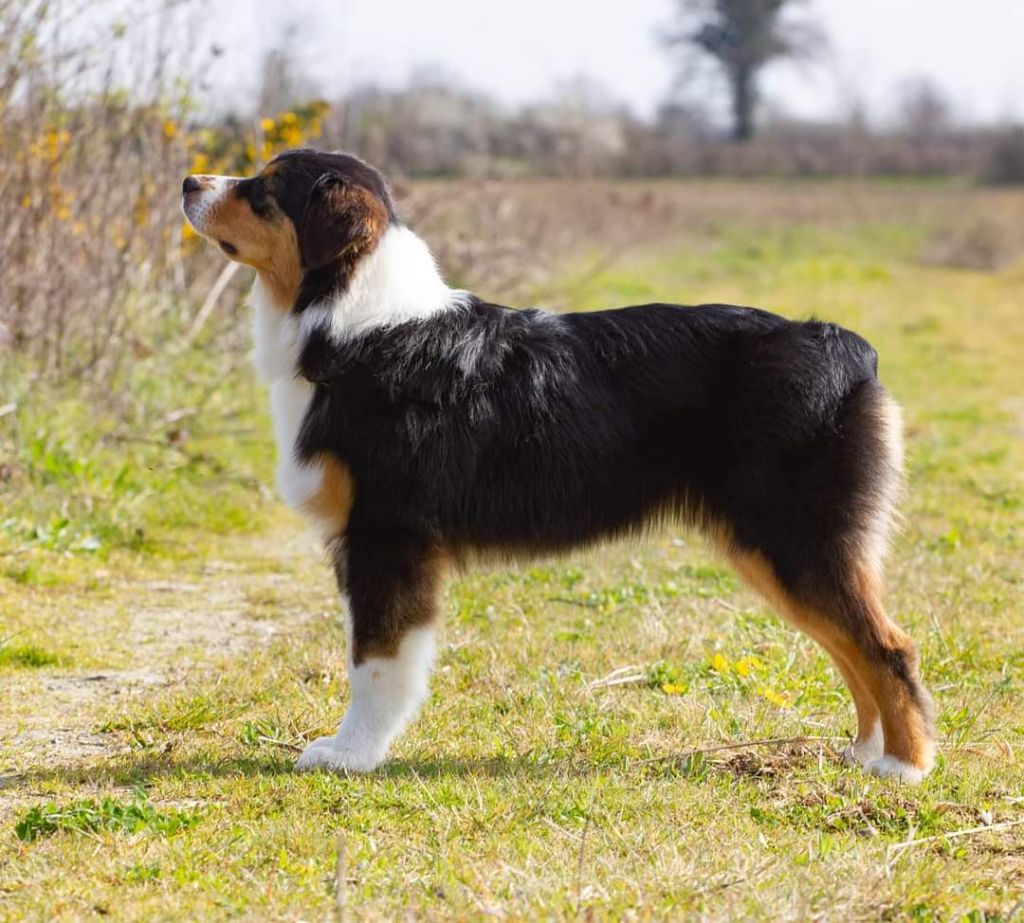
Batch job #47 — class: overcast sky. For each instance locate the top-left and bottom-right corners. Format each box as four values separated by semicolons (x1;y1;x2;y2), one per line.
200;0;1024;125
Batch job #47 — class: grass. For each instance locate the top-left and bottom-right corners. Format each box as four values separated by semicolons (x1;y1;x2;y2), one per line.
1;179;1022;920
0;643;61;670
14;794;199;843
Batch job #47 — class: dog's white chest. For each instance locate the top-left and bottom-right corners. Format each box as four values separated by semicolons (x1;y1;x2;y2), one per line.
267;376;322;510
251;285;324;516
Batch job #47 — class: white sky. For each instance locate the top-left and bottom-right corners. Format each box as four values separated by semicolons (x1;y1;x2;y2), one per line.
200;0;1024;125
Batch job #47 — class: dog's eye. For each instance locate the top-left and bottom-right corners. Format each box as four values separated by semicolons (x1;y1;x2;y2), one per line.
219;241;238;256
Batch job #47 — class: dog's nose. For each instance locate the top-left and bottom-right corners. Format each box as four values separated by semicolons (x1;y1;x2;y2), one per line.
182;176;202;195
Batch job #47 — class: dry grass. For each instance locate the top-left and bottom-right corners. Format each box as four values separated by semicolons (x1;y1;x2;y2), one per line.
404;176;1024;298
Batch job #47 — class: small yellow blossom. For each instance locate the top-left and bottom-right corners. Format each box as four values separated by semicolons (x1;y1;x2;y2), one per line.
711;653;729;674
133;198;149;228
734;656;762;677
661;683;687;696
162;119;178;139
189;152;210;174
260;117;275;133
758;687;788;707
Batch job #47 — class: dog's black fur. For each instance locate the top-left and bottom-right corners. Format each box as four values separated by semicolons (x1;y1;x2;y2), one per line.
299;297;883;575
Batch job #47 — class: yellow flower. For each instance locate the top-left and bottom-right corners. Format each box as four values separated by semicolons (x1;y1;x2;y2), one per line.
758;687;788;707
42;127;71;162
181;221;196;240
260;117;275;133
661;682;687;696
734;656;762;677
133;198;149;228
162;119;178;139
189;152;210;174
711;653;729;674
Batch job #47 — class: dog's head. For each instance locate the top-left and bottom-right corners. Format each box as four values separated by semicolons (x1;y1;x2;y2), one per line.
181;149;397;308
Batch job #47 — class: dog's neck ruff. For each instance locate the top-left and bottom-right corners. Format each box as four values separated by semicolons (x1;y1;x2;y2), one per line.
300;224;467;346
250;224;465;382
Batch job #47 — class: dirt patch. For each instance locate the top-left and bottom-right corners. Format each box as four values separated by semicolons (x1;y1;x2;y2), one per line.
0;526;329;773
1001;397;1024;436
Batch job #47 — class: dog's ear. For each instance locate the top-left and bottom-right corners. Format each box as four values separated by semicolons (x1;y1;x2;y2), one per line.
299;173;385;270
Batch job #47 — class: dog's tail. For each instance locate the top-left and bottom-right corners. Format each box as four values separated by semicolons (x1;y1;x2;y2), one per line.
836;374;905;581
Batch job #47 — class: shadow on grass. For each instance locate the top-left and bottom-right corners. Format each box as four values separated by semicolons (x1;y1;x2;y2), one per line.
9;750;611;790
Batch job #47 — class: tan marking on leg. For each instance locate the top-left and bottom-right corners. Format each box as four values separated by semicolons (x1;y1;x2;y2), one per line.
302;455;355;536
823;641;882;754
351;548;452;666
721;545;932;774
841;568;934;773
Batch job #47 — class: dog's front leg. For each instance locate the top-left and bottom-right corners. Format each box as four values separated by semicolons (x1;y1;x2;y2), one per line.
296;532;444;774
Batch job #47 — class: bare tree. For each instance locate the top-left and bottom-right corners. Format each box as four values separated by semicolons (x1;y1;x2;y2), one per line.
897;77;953;143
662;0;820;142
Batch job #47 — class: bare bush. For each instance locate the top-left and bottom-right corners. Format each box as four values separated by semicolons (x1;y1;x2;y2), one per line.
984;128;1024;185
0;1;214;382
0;1;331;388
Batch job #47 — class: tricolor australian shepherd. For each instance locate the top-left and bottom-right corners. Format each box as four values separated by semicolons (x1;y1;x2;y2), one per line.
182;149;935;782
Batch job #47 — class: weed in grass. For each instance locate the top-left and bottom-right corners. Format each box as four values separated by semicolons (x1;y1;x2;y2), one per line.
0;642;61;669
15;793;199;842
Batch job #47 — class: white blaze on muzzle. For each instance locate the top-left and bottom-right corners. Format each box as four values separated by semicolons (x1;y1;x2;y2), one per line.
181;175;239;236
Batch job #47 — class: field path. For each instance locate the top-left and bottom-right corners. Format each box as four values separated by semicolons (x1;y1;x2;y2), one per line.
0;522;326;789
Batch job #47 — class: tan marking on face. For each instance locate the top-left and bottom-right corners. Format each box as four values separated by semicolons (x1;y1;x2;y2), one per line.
184;170;302;311
303;454;355;536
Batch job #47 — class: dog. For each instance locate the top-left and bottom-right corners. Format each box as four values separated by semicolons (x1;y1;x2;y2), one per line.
182;148;935;782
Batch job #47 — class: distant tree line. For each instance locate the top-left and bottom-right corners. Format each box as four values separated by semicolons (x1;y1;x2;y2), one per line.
298;75;1023;183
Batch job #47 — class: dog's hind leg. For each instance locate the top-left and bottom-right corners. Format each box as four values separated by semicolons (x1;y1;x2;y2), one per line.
296;530;447;774
714;376;935;780
817;636;883;766
725;546;934;780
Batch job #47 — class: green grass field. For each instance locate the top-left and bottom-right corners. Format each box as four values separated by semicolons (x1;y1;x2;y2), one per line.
1;180;1022;920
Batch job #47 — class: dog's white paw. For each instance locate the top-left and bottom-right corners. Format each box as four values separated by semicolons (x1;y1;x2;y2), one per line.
295;735;383;774
841;723;884;767
865;754;929;783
